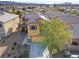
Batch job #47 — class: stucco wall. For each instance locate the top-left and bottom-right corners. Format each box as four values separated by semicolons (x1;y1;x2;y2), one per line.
31;36;45;42
27;22;42;42
3;16;19;36
27;23;40;36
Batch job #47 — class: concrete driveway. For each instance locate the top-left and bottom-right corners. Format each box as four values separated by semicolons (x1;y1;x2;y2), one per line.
30;42;45;58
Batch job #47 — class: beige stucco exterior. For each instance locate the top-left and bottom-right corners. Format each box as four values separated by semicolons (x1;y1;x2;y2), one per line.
27;22;42;42
27;22;40;36
2;16;19;37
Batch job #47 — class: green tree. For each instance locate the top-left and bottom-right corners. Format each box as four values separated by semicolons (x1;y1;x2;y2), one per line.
57;8;65;12
16;10;21;15
40;17;72;54
13;7;15;13
71;9;78;15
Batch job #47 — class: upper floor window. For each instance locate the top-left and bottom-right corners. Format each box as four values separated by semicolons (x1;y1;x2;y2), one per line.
30;25;37;30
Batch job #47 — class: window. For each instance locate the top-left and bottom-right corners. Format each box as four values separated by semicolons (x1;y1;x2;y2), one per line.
0;23;2;27
30;25;37;30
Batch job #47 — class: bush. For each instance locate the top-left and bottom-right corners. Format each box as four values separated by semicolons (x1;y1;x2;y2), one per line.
57;8;65;12
19;49;29;58
16;10;21;15
17;44;21;49
11;46;15;51
13;42;17;46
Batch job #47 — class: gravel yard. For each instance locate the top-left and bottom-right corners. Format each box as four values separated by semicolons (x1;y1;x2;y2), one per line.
0;31;28;58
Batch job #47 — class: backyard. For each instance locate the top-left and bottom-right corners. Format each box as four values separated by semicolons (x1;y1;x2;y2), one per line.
0;31;29;58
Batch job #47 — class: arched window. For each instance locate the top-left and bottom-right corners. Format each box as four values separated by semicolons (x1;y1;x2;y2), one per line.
30;25;37;30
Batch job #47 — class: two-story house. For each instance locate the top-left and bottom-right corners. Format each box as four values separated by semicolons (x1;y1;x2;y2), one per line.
22;12;79;43
22;12;79;57
0;11;19;40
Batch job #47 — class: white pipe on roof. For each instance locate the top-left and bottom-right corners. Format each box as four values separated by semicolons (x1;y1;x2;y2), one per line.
36;12;50;22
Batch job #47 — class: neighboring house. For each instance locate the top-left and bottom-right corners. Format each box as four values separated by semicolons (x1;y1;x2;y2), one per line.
22;12;79;43
0;11;19;40
21;13;41;42
22;12;79;57
27;21;41;42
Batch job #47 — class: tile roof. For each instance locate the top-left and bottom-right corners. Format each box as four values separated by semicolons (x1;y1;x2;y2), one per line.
0;11;18;23
22;12;79;24
22;13;40;22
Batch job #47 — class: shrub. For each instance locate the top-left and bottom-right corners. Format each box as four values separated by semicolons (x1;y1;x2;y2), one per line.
19;49;29;58
13;42;17;46
11;46;15;51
